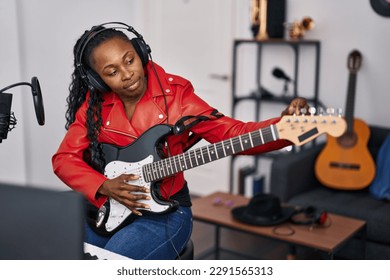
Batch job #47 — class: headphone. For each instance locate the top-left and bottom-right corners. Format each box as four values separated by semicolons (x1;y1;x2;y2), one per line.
290;206;328;226
75;22;152;93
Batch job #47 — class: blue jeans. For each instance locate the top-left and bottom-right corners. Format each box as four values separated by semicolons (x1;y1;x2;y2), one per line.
84;206;193;260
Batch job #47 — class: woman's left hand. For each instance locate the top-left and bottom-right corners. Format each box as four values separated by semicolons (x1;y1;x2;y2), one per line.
281;97;310;116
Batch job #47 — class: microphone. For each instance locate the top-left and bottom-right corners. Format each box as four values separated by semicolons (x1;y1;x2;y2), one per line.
0;93;16;143
272;67;292;82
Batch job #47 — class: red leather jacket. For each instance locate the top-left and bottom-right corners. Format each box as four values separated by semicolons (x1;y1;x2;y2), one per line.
52;62;289;208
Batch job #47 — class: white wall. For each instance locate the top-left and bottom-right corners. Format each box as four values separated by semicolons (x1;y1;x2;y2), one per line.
0;0;28;185
0;0;389;195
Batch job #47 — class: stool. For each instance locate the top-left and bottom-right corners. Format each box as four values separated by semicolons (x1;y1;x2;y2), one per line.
176;239;194;260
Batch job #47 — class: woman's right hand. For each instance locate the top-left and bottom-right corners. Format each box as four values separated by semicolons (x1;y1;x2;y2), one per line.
97;173;151;216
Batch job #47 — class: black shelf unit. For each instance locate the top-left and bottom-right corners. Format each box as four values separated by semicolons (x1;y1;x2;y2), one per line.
229;39;321;194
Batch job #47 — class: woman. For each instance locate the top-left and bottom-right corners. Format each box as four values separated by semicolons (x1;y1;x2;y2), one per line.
52;22;308;259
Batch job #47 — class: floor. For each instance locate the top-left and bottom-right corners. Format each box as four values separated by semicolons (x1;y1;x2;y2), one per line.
192;220;288;260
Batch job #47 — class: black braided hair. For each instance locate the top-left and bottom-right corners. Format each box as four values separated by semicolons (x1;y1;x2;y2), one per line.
66;27;130;172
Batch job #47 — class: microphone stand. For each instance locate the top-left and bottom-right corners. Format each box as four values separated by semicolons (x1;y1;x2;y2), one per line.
0;82;32;94
282;80;290;97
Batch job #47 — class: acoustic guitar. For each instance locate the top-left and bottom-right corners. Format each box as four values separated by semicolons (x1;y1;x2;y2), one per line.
315;50;376;190
94;114;346;234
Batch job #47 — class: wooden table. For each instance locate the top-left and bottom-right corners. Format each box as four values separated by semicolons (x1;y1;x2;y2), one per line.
192;192;367;259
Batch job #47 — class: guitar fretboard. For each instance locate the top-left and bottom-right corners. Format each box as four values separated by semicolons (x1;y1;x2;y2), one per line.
142;125;278;182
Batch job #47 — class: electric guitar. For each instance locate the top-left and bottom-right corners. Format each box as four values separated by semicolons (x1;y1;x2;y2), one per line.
97;113;346;233
315;50;376;190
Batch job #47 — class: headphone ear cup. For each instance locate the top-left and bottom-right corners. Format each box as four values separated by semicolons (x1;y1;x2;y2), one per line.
131;38;150;67
86;70;111;93
291;206;327;225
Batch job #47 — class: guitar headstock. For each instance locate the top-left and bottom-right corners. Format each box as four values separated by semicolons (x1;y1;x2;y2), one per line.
276;109;347;146
348;49;362;74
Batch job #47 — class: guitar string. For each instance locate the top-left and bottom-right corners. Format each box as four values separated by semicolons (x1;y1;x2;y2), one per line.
145;126;276;182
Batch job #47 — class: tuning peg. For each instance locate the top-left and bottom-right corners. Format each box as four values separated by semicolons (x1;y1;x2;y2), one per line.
326;107;335;116
309;107;316;116
337;108;343;117
318;107;324;116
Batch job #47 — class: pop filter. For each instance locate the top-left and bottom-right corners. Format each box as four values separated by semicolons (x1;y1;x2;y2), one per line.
0;76;45;126
31;77;45;125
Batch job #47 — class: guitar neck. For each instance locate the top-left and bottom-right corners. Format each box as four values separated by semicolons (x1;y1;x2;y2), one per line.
345;72;357;133
344;49;362;134
142;125;278;182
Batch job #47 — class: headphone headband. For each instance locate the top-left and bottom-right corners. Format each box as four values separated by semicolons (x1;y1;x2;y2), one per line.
75;22;151;92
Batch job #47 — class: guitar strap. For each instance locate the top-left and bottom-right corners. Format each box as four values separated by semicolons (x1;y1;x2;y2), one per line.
172;109;224;152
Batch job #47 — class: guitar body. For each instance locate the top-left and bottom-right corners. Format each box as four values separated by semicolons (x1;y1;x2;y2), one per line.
315;118;376;190
100;124;179;233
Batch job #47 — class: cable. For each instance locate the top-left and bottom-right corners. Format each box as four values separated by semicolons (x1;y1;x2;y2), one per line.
272;225;296;236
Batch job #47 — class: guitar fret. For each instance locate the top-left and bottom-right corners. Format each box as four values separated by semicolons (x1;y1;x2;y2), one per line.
241;134;252;150
149;166;155;181
165;158;173;177
153;163;160;180
259;129;264;144
230;138;235;154
249;132;254;147
157;161;163;179
270;125;277;141
189;150;198;166
238;135;244;151
170;156;177;174
262;127;274;143
251;130;262;146
224;139;233;156
155;161;161;179
146;165;153;182
149;165;154;181
193;150;199;166
185;152;193;169
195;148;203;165
221;141;227;157
180;155;187;170
175;155;182;172
203;146;210;162
142;166;149;182
214;144;219;159
201;147;207;163
209;145;218;161
232;137;242;153
159;160;166;178
172;155;180;172
215;142;224;158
